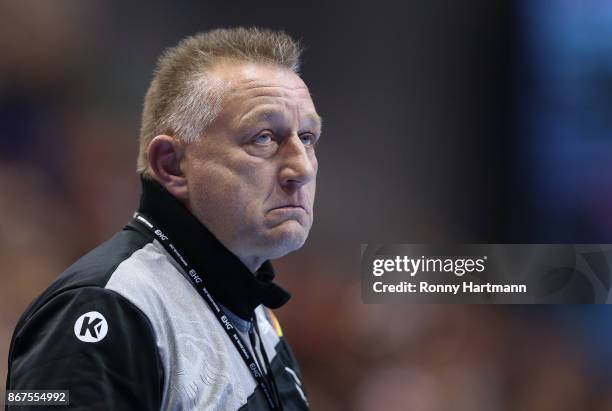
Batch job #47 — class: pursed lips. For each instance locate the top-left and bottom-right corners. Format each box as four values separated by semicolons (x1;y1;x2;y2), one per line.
268;204;307;212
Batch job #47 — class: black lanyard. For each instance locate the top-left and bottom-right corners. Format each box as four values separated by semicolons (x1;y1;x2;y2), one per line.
131;212;280;410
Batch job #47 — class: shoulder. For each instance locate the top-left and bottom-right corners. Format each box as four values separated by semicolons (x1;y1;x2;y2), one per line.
7;227;164;405
7;285;164;409
9;225;161;350
14;226;154;329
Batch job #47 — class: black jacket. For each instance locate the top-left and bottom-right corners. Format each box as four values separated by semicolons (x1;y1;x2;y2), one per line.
6;178;309;410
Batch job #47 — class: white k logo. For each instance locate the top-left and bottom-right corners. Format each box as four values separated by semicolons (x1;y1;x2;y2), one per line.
74;311;108;343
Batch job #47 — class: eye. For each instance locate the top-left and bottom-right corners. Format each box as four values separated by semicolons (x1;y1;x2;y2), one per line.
299;133;316;146
253;132;272;145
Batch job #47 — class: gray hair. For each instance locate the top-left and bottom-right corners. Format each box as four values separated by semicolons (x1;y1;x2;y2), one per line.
137;27;302;175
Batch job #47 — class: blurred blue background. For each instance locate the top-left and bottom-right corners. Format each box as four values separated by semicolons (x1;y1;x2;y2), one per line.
1;0;612;409
516;0;612;243
516;1;612;407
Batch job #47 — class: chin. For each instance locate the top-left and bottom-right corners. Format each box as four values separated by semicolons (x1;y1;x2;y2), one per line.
261;222;309;259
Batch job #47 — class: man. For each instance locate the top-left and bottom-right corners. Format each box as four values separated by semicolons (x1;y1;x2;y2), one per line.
6;27;320;410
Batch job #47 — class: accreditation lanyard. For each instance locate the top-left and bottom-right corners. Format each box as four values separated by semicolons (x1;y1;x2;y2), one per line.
131;212;280;411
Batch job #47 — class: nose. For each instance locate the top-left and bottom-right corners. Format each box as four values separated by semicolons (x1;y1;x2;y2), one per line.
278;135;317;192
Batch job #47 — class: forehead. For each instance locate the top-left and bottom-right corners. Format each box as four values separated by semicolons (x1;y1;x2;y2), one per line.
210;60;319;123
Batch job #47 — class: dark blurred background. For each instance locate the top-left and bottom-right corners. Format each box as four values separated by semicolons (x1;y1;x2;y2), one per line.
2;0;612;409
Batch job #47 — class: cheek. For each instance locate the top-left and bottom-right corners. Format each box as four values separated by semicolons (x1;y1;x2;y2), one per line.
187;159;235;210
306;181;316;203
190;161;230;197
232;158;276;200
306;170;317;203
188;156;272;214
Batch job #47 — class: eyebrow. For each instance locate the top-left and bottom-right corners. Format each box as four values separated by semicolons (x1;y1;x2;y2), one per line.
239;109;323;131
307;113;323;130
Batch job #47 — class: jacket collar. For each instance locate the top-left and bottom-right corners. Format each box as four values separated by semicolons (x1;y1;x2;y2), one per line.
136;177;291;320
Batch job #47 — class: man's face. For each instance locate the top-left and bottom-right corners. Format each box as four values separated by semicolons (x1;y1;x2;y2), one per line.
181;61;321;269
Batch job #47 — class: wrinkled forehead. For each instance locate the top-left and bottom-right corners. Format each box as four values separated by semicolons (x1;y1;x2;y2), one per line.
210;60;319;122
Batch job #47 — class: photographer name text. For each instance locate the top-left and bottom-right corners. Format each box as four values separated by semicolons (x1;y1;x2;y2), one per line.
371;256;527;295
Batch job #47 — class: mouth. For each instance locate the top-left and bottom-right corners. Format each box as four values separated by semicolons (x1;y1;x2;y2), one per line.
269;205;306;212
265;204;310;227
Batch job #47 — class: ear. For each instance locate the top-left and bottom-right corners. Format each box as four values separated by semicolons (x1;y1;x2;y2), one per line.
147;135;189;203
